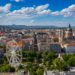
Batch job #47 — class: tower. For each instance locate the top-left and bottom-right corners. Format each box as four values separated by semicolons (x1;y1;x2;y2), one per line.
33;32;38;51
59;28;62;42
58;28;66;42
66;24;73;38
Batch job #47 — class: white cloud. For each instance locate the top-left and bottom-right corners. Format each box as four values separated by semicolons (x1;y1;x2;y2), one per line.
35;4;49;11
7;4;75;17
0;3;75;17
0;3;11;14
13;7;34;14
51;4;75;17
15;0;22;2
10;0;23;2
51;11;60;16
0;3;75;25
8;4;51;16
60;4;75;17
16;0;24;2
37;9;51;15
35;4;51;15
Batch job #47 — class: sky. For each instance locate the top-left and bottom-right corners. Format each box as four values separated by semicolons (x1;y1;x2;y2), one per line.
0;0;75;26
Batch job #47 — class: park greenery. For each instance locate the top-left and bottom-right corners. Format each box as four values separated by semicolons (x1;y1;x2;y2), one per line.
0;50;75;75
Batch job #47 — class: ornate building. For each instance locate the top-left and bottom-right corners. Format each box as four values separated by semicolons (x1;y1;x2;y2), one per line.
65;24;73;38
68;24;73;37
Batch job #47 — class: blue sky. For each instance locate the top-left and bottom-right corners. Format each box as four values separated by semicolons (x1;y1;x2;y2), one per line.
0;0;75;26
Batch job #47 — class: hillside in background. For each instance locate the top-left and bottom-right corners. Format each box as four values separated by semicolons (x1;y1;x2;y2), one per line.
0;25;74;30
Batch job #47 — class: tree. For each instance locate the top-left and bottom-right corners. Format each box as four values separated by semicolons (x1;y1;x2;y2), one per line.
0;65;9;72
18;64;24;70
52;58;69;71
62;54;71;62
46;51;56;61
36;67;44;75
68;56;75;67
9;67;15;72
26;62;33;71
36;51;42;63
0;56;8;65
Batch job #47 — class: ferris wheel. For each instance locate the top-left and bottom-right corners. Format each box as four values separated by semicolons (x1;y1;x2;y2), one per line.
6;40;22;69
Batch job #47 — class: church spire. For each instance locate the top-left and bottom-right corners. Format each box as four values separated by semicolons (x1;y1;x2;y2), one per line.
68;24;72;32
67;24;73;37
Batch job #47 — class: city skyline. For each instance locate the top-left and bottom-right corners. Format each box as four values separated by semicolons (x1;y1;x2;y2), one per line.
0;0;75;26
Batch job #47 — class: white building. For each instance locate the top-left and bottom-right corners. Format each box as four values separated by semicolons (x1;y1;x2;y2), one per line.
64;43;75;54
